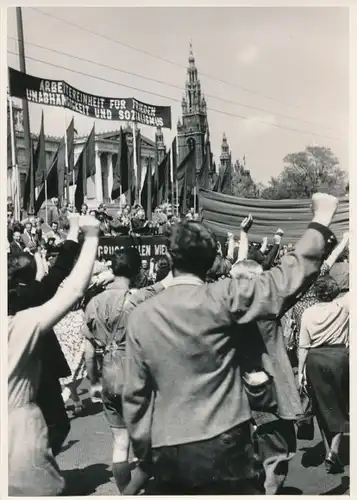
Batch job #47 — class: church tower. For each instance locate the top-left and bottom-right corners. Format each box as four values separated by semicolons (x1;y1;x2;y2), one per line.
177;44;207;172
219;133;232;172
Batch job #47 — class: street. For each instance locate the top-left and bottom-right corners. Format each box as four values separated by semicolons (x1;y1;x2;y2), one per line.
57;383;349;496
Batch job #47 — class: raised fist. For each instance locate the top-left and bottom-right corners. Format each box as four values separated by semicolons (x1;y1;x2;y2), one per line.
311;193;338;226
274;234;282;245
79;215;100;237
241;214;253;233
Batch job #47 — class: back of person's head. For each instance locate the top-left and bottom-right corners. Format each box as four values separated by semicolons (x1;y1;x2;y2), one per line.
231;259;263;279
155;255;171;282
8;253;38;315
167;220;217;280
313;275;341;303
8;252;37;288
206;254;232;282
111;247;142;280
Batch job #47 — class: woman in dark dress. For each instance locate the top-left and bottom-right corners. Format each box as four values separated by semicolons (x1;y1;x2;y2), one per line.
298;276;349;473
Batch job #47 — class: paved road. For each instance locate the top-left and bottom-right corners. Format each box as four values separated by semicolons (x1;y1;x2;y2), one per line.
57;384;349;496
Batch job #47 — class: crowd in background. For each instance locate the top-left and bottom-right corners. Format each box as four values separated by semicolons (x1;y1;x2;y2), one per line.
7;198;200;252
7;192;349;496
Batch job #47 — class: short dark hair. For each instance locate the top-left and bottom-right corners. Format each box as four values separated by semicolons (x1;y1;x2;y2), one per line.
8;252;37;290
314;275;341;302
155;255;171;282
111;247;142;279
167;220;217;280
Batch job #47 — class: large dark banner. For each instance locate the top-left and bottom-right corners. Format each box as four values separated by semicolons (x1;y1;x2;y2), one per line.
9;68;172;129
199;189;349;244
98;235;168;261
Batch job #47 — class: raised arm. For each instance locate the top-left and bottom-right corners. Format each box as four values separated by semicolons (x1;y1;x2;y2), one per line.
31;216;100;334
226;233;235;261
222;194;339;324
260;236;268;255
14;215;81;311
237;214;253;262
261;229;283;270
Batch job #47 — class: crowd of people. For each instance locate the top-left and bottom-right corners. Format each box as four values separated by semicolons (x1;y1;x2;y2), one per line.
7;192;349;495
7;199;200;255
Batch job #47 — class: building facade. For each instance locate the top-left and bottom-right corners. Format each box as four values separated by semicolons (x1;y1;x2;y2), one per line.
7;104;158;208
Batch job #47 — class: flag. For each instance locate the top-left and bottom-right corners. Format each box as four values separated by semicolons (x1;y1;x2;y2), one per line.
171;137;177;183
153;152;170;210
24;112;46;211
112;127;129;199
220;162;233;195
175;147;196;213
198;137;211;190
67;118;75;173
141;158;155;216
34;147;59;214
34;111;46;187
136;127;142;200
212;166;221;192
65;118;75;186
128;146;136;205
74;125;95;211
22;139;34;212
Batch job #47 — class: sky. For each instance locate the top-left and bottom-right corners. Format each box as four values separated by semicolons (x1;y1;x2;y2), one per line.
7;6;349;185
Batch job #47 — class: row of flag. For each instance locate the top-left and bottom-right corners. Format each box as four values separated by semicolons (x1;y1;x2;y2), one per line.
16;112;232;217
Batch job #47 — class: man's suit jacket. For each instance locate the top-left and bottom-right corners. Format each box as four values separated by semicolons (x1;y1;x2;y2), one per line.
10;240;25;254
123;225;332;462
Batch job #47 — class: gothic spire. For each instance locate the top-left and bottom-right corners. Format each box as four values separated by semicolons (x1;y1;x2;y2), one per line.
184;42;205;115
220;133;231;162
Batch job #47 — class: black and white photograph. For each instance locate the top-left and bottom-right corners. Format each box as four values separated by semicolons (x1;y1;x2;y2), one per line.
5;5;350;496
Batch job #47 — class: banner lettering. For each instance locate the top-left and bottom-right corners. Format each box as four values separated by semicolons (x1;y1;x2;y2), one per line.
9;68;172;129
98;235;168;261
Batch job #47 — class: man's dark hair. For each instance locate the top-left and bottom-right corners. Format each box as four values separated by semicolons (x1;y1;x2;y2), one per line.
8;252;37;289
111;247;142;279
167;220;217;280
314;275;341;303
8;252;38;315
156;255;171;282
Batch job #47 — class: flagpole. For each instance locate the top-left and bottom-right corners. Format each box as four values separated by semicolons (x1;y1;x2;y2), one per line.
63;110;70;205
16;7;34;214
44;177;48;224
8;95;21;221
170;147;174;216
132;122;138;203
176;180;179;217
147;156;152;221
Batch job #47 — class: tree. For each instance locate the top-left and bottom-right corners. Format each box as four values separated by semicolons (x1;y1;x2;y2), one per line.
231;160;259;198
261;146;348;199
